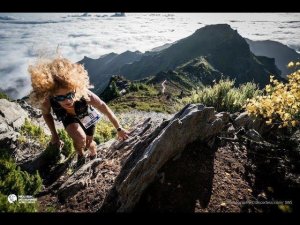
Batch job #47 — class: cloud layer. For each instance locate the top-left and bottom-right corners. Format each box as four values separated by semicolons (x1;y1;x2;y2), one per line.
0;13;299;99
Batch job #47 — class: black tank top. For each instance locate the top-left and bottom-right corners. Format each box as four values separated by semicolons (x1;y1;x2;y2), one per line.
50;97;89;121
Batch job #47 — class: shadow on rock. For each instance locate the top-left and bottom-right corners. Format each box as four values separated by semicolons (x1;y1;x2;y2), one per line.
134;140;216;212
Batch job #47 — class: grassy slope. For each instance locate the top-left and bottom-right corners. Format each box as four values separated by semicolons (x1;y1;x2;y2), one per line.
106;57;221;114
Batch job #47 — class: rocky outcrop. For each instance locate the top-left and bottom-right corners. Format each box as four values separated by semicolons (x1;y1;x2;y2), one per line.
99;104;228;212
233;111;272;135
0;99;28;130
2;98;299;213
54;117;165;206
17;98;42;118
0;99;28;149
42;104;228;211
2;90;300;213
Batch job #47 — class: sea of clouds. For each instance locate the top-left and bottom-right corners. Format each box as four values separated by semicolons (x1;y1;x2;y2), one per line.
0;13;299;99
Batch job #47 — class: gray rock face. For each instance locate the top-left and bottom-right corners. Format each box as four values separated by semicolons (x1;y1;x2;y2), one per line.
0;99;28;130
17;99;42;118
54;117;164;205
57;158;104;201
0;130;19;148
99;103;226;212
0;116;11;134
0;99;28;149
233;111;272;135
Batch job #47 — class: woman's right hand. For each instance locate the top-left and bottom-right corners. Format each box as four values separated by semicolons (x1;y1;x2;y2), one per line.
50;134;64;149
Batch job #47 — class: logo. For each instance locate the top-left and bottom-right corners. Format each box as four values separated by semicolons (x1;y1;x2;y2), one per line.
7;194;17;203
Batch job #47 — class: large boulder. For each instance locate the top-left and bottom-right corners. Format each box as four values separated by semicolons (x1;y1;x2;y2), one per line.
0;99;28;149
99;103;227;212
0;99;28;130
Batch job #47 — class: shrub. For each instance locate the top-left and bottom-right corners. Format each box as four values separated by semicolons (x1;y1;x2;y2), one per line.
100;81;121;102
0;153;42;212
245;61;300;128
42;128;74;163
182;79;261;113
94;119;117;144
129;83;139;92
19;118;50;147
57;129;74;157
0;193;37;212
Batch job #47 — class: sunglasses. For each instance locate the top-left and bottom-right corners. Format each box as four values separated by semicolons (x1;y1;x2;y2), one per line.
53;92;75;102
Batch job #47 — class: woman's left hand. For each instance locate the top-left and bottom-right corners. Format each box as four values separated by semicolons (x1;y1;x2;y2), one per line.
117;128;130;141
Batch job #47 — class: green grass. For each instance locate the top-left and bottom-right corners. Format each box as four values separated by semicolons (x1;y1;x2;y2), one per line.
181;79;262;113
0;118;75;212
109;82;179;114
19;118;50;148
0;150;42;212
19;119;74;161
0;92;10;100
109;97;176;114
111;78;260;114
94;119;117;144
57;129;74;157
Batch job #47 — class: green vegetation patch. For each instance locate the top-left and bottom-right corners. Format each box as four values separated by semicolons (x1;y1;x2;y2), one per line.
0;150;42;212
182;78;262;113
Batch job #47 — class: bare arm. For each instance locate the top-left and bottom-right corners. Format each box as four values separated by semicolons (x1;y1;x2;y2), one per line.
87;90;129;140
41;98;59;143
87;90;121;129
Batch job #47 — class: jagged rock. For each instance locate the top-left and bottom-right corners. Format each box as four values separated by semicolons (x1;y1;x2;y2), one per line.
227;124;235;134
0;99;27;151
57;158;103;201
233;111;271;135
17;99;42;118
230;112;240;121
233;112;251;128
0;130;20;148
42;104;226;212
99;103;226;212
55;116;166;203
19;145;51;173
0;116;12;134
215;112;230;124
0;99;28;130
32;103;300;213
19;141;73;175
245;129;264;142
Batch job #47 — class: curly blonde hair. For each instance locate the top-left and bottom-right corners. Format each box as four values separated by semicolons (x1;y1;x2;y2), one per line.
28;57;92;108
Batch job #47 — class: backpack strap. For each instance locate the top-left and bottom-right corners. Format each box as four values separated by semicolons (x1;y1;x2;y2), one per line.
74;97;89;119
49;98;67;121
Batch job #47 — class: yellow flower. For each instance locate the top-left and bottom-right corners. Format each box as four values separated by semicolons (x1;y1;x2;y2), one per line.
283;121;289;127
283;113;291;121
265;85;271;93
288;61;295;68
291;120;298;126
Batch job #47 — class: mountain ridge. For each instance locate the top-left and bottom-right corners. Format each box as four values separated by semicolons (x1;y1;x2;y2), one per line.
79;24;283;96
246;38;300;78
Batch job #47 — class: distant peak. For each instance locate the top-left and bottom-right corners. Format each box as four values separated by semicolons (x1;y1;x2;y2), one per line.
194;24;235;34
